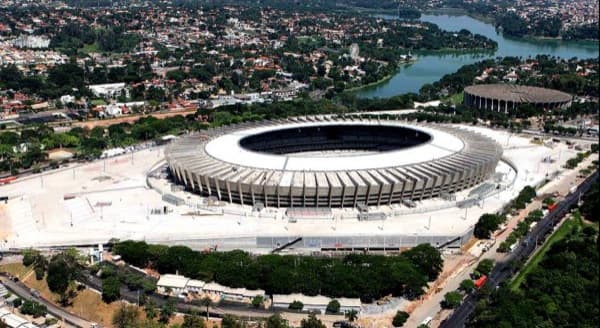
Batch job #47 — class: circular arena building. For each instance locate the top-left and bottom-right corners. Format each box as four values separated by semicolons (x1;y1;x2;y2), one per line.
463;84;572;112
165;117;503;208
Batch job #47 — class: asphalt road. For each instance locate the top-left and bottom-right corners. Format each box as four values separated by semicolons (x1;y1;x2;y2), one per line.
0;275;94;328
440;170;598;328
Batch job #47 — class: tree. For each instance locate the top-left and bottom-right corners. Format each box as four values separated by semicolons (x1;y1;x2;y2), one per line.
474;214;504;239
221;315;244;328
345;309;358;322
144;300;157;320
326;300;340;314
199;296;213;320
102;276;121;303
20;300;47;318
46;260;70;294
288;300;304;311
112;304;140;328
182;312;205;328
475;259;495;276
392;311;409;327
300;314;325;328
22;249;41;266
459;279;475;293
265;314;289;328
442;291;463;309
159;300;175;324
403;244;443;280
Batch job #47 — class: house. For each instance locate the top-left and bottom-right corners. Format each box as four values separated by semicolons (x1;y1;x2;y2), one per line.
156;274;189;295
504;71;518;82
185;279;206;293
202;282;265;303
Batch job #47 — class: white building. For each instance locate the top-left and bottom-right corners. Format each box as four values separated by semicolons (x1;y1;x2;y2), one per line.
203;282;265;303
272;293;361;314
104;103;123;116
349;43;360;61
11;35;50;49
100;147;125;158
0;307;39;328
88;83;128;99
155;274;264;303
60;95;75;105
156;274;189;294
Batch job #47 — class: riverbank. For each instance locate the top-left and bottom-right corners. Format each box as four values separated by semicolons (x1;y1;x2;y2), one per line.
343;73;395;93
355;12;598;98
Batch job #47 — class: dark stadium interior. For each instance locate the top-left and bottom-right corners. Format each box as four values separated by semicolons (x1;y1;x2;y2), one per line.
238;124;432;154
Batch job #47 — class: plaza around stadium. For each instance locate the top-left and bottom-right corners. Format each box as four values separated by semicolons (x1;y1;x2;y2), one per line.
0;122;590;253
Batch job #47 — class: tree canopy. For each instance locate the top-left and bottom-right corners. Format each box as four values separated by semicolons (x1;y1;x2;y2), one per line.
114;240;442;301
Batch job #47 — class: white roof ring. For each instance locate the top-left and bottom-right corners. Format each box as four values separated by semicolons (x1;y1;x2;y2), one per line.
165;117;503;208
203;121;465;171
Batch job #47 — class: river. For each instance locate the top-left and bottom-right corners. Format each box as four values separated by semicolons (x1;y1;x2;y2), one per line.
355;14;599;98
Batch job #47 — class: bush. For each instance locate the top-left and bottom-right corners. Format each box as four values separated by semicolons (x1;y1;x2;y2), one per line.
326;300;340;314
20;300;47;317
289;300;304;311
392;311;409;327
102;276;121;303
252;295;264;308
12;298;22;308
442;291;463;309
459;279;475;293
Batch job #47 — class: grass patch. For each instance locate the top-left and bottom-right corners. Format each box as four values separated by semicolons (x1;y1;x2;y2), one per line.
510;213;586;290
446;92;464;106
81;42;99;54
90;99;107;106
0;263;32;279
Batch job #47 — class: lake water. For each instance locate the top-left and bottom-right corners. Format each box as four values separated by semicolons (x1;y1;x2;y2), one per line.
355;14;599;98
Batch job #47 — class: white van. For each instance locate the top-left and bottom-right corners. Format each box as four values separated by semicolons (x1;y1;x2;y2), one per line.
421;316;433;326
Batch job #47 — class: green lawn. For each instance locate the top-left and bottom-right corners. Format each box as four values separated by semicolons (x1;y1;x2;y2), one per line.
510;213;583;290
446;92;464;106
81;42;99;54
90;99;107;106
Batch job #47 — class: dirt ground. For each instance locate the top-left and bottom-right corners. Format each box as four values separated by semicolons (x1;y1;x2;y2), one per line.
73;109;197;129
0;262;32;279
1;262;221;328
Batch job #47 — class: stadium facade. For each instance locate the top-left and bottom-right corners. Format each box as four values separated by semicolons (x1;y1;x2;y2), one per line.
463;84;572;112
165;117;503;208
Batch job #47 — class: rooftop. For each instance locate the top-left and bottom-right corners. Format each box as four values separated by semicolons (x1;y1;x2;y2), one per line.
464;84;572;103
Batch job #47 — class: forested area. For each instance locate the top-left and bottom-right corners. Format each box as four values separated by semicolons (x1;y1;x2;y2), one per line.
50;23;140;56
419;56;599;100
112;241;443;301
469;222;598;327
580;181;599;221
563;24;600;41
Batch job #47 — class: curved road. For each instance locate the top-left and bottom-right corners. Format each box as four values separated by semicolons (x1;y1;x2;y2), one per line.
0;275;95;328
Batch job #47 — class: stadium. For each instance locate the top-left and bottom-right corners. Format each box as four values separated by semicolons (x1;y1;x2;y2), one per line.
463;84;572;112
165;117;503;208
